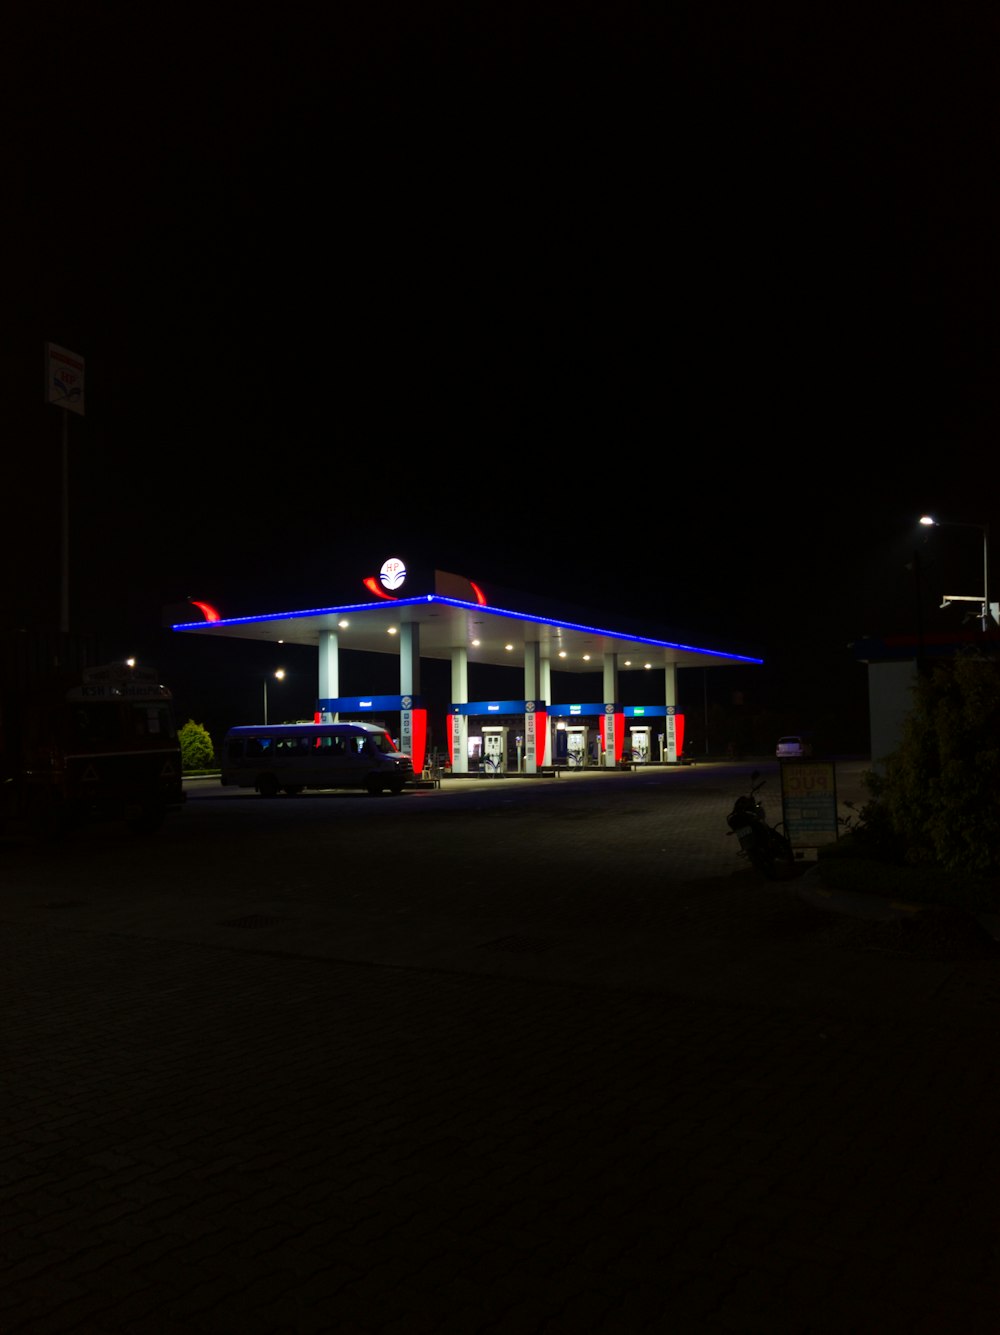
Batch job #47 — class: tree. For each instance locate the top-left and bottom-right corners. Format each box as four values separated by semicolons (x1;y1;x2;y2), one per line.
178;719;215;773
871;649;1000;874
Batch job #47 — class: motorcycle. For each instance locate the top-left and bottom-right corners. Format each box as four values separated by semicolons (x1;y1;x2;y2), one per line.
726;770;797;879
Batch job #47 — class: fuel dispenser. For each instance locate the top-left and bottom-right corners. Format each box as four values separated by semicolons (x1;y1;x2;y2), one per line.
629;726;652;764
482;726;507;773
565;726;588;768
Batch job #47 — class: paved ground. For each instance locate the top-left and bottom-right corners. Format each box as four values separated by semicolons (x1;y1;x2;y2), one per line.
3;759;1000;1334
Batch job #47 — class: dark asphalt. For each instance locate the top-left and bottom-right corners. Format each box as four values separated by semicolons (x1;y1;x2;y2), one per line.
3;759;999;1334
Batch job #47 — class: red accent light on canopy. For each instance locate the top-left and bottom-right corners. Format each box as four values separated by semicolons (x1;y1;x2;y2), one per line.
469;581;488;606
189;600;220;622
362;576;397;601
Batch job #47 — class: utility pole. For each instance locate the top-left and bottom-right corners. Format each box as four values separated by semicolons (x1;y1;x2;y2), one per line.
45;343;86;633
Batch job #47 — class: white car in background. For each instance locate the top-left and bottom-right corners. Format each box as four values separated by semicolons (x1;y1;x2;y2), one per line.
776;736;812;758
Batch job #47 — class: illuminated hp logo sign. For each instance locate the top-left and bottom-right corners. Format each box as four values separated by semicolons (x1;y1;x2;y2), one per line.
380;557;407;591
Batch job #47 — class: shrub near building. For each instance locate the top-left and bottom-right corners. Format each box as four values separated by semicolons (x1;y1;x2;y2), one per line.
875;649;1000;877
824;649;1000;912
178;720;216;774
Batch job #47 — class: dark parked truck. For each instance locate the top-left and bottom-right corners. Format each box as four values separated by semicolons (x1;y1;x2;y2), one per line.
0;636;184;837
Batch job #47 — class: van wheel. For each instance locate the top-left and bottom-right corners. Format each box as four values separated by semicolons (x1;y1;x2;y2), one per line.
258;775;280;798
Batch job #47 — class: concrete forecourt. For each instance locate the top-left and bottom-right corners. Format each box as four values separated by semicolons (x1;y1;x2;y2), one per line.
3;759;998;1334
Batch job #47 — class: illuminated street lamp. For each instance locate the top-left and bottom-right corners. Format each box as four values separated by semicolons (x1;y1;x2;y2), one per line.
919;515;994;631
263;668;285;724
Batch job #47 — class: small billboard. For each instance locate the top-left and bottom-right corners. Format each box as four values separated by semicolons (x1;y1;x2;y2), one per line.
45;343;85;416
780;759;839;848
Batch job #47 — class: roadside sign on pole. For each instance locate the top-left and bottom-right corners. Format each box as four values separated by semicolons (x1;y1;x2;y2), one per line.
780;759;839;848
45;343;85;416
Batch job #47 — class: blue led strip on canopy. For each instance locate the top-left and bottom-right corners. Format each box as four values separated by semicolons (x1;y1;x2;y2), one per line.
171;594;763;663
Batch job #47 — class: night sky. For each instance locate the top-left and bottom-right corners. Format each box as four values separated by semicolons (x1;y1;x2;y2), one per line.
5;3;998;746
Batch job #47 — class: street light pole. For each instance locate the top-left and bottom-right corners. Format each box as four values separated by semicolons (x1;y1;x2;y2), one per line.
919;516;994;632
983;523;991;631
263;668;286;724
60;408;69;634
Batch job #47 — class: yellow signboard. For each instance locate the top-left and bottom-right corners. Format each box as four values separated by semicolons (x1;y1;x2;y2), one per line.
780;759;839;847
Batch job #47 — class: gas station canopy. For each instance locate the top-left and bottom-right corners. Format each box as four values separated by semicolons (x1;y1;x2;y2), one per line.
172;590;761;674
171;566;761;773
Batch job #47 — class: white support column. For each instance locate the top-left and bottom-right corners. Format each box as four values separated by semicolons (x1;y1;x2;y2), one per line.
451;646;469;775
317;630;340;722
399;623;421;760
541;657;553;766
602;652;621;767
399;623;421;696
664;661;678;709
523;642;541;774
664;661;679;763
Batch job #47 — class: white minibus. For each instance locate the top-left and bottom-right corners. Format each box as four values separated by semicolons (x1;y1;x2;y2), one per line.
220;721;413;796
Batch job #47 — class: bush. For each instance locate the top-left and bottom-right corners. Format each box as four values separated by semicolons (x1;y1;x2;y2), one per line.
817;841;1000;913
832;778;907;864
831;650;1000;879
178;719;215;772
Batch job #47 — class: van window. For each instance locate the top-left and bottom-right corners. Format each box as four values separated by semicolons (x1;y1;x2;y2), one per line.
246;737;272;757
314;735;349;756
275;736;311;755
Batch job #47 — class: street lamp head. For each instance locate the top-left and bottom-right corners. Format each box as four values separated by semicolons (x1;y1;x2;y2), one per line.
275;668;286;681
917;514;993;632
919;514;988;536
